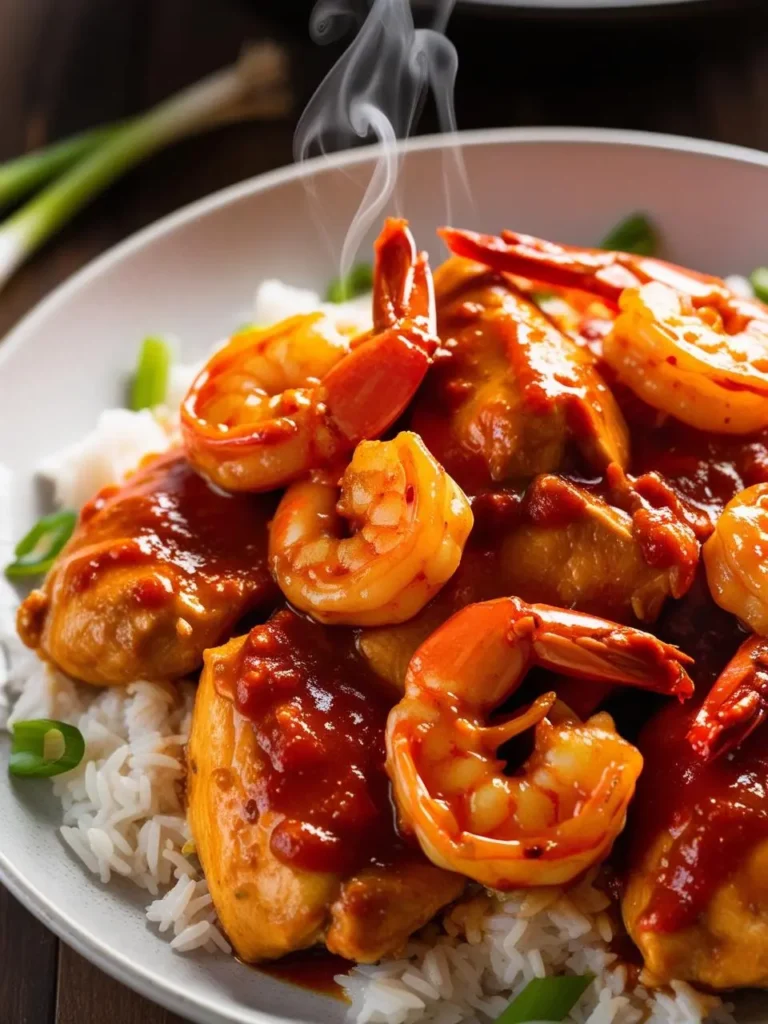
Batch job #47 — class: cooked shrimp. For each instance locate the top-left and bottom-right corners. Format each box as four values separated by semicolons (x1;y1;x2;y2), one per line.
703;483;768;635
386;596;694;889
441;227;768;434
687;634;768;760
182;218;438;492
410;257;628;494
268;431;473;626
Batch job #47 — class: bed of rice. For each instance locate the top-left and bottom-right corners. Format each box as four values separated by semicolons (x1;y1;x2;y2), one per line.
0;277;749;1024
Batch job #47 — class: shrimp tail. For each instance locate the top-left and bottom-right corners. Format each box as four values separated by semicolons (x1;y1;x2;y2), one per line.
438;226;735;309
529;603;695;700
687;635;768;760
374;217;435;333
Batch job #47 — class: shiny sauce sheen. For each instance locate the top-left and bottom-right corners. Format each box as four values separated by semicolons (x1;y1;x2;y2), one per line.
71;449;278;606
627;409;768;520
220;609;406;875
629;693;768;934
256;950;352;999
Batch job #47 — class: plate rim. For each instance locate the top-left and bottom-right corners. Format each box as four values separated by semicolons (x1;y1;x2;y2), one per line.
4;124;768;1022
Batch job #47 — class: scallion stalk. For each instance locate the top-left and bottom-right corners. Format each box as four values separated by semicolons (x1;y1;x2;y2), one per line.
130;336;172;410
493;975;593;1024
0;43;290;291
326;262;374;303
0;124;121;212
599;213;657;256
9;719;85;777
5;509;77;579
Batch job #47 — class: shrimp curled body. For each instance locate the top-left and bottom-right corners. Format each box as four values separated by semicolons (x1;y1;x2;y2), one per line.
182;218;438;493
386;596;694;889
441;228;768;435
268;432;473;627
703;483;768;635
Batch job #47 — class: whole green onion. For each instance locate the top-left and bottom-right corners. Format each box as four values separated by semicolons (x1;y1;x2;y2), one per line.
9;719;85;777
130;336;172;411
599;213;657;257
5;509;77;579
0;43;290;292
326;262;374;303
0;124;121;213
493;975;593;1024
750;267;768;305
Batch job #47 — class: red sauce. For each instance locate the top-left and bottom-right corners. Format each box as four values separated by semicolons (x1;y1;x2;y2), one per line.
630;415;768;521
217;609;407;875
257;950;352;999
68;449;279;611
628;691;768;934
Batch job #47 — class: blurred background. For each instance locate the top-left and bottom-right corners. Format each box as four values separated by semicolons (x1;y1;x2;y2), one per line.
1;0;767;1019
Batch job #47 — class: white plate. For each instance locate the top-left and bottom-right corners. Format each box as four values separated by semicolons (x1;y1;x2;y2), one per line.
2;127;768;1024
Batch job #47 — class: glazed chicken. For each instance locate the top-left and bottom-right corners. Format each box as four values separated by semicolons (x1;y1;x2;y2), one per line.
17;450;278;685
623;638;768;989
187;608;464;963
409;256;629;494
359;472;699;690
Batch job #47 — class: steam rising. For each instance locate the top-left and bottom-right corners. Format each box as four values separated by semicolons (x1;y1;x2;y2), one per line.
294;0;471;278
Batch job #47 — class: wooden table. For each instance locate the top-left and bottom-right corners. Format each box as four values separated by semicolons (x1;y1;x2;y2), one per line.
2;0;768;1020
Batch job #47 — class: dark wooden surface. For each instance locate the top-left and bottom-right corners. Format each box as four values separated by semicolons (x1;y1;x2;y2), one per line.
3;0;768;1020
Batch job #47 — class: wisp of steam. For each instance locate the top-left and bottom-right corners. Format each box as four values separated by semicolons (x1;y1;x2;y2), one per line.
294;0;472;280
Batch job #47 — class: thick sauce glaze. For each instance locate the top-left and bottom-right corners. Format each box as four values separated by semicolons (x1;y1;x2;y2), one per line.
215;609;408;875
71;448;278;606
628;691;768;934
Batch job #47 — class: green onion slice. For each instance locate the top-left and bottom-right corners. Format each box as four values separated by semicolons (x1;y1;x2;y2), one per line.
750;267;768;305
493;975;593;1024
599;213;657;256
325;262;374;303
5;509;77;579
130;335;171;411
9;719;85;777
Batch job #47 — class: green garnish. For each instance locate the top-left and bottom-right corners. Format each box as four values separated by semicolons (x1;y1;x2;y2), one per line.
599;213;657;256
130;336;172;411
0;124;121;212
750;267;768;304
9;719;85;777
233;321;263;335
325;262;374;303
5;509;77;579
0;44;289;293
493;975;593;1024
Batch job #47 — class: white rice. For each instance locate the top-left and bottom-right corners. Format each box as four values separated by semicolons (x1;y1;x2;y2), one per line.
338;884;734;1024
0;277;739;1021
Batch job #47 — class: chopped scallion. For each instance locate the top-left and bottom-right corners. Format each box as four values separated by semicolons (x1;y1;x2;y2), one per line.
750;267;768;304
5;509;77;579
599;213;657;257
130;335;172;411
325;262;374;303
9;719;85;777
493;975;593;1024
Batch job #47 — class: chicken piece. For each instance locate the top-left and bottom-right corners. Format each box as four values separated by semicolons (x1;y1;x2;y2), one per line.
188;609;463;963
359;475;698;689
409;256;628;495
623;686;768;989
17;450;278;686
